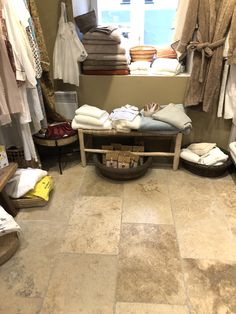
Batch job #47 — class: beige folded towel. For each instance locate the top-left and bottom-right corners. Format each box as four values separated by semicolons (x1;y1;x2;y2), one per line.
187;143;217;156
83;30;121;43
84;44;126;54
86;53;128;61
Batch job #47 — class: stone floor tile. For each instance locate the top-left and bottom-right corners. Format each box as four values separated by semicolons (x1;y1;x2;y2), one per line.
172;199;236;260
116;224;186;304
79;166;124;197
183;259;236;314
0;296;43;314
123;178;173;224
115;302;189;314
0;221;65;298
61;196;122;254
41;254;117;314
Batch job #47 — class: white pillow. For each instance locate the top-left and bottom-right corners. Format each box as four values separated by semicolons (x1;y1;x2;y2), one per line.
5;168;48;199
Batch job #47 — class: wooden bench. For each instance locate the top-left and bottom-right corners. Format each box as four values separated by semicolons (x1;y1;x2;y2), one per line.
78;129;183;170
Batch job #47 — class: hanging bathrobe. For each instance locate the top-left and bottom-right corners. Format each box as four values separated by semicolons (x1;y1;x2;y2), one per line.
175;0;236;112
53;2;87;86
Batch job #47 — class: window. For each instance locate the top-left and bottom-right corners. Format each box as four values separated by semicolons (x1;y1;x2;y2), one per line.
96;0;178;47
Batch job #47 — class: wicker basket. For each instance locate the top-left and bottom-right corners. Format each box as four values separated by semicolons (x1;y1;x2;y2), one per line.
181;148;233;177
94;154;152;180
6;147;40;169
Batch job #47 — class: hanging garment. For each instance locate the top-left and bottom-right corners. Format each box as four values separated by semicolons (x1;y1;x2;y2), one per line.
224;65;236;122
174;0;236;112
172;0;190;42
53;2;87;86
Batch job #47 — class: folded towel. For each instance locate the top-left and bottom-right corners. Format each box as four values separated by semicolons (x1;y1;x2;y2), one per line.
83;29;121;43
153;103;192;130
84;44;126;54
187;143;217;156
129;61;151;71
112;115;141;132
199;147;228;166
75;105;107;119
71;118;112;130
74;112;109;126
83;65;129;70
180;148;201;163
130;70;151;75
83;60;128;66
83;69;129;75
151;58;182;75
0;206;21;236
89;25;118;35
83;39;120;45
86;54;128;61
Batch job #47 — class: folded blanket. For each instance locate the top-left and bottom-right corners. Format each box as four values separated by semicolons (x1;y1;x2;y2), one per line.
83;29;121;43
153;103;192;130
74;112;109;126
180;148;201;163
86;54;128;61
83;64;129;70
83;39;120;45
75;105;107;119
187;142;217;156
151;58;182;75
112;115;141;132
0;206;21;236
84;44;126;54
83;60;128;66
199;147;229;166
71;118;112;130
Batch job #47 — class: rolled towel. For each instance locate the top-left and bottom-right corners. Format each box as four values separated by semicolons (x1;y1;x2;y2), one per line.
180;148;201;163
151;58;182;75
187;143;217;156
75;105;107;119
199;147;229;166
74;112;109;126
129;61;151;71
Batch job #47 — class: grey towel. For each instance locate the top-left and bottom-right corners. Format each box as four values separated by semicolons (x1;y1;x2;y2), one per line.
89;25;118;34
152;104;192;130
86;53;128;61
83;60;128;66
83;64;129;70
83;30;121;43
84;44;126;54
83;39;120;45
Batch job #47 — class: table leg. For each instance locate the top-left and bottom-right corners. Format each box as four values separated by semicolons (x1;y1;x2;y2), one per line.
55;140;63;175
78;129;86;167
173;133;183;171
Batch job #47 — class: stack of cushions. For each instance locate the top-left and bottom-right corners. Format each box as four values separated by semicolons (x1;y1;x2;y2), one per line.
72;104;112;130
81;27;129;75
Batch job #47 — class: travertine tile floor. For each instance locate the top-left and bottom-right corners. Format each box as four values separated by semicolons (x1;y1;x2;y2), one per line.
1;159;236;314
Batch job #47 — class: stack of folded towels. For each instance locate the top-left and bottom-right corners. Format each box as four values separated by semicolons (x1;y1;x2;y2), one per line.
82;26;129;75
109;104;141;133
180;143;229;166
72;104;112;130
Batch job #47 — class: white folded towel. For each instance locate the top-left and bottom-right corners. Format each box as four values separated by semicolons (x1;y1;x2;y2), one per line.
129;61;151;71
112;115;141;132
187;142;217;156
180;148;201;163
199;147;228;166
75;105;107;119
151;58;181;75
74;112;109;126
0;206;21;236
71;118;112;130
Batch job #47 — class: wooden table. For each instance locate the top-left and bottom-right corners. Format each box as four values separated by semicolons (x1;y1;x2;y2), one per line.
0;163;18;217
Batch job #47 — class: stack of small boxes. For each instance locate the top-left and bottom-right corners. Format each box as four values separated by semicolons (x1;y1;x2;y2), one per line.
102;144;144;169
